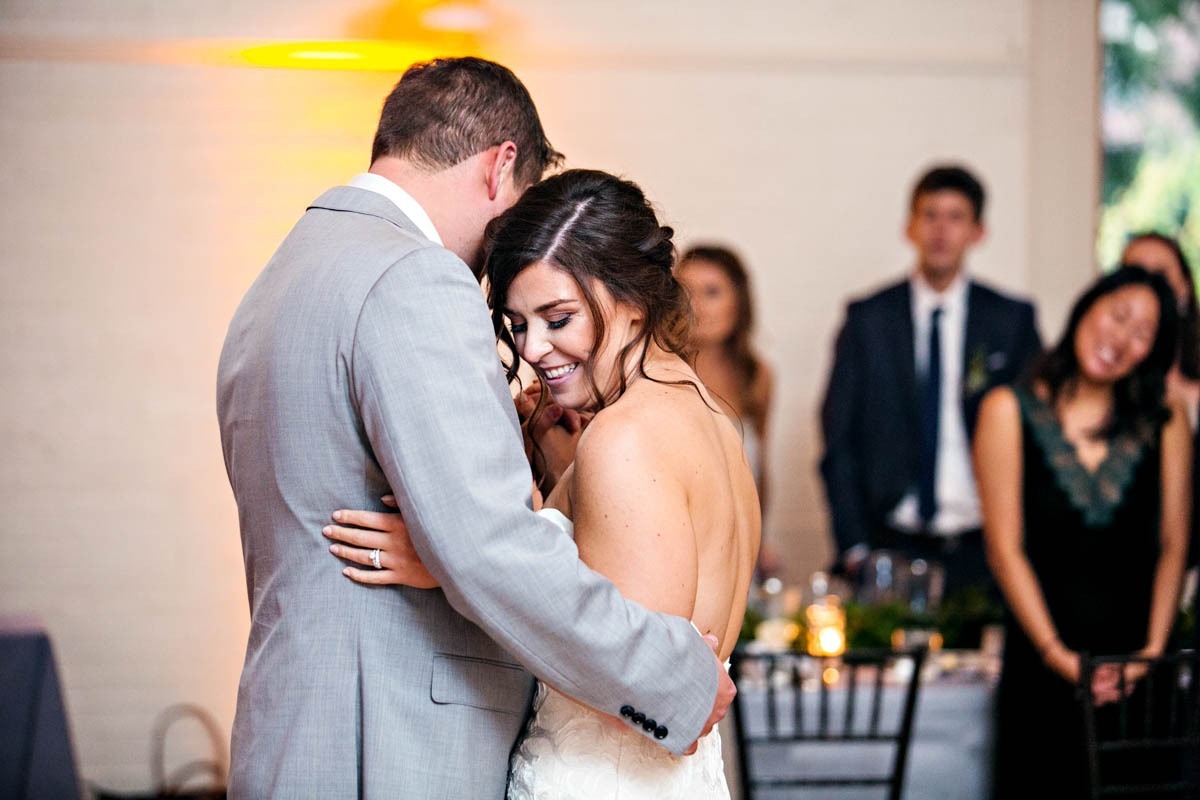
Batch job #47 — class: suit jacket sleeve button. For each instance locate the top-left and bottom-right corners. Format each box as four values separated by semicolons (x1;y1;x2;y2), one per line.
654;725;668;740
631;712;646;725
619;705;634;718
641;718;657;732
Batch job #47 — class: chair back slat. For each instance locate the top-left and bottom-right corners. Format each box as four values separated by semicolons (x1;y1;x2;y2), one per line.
817;664;830;736
1166;661;1179;736
1117;664;1130;738
889;647;928;800
843;660;858;740
1142;666;1154;735
792;658;805;737
765;670;778;735
870;660;885;738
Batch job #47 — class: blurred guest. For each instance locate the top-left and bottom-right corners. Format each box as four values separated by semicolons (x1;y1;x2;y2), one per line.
676;245;776;575
819;164;1041;598
1121;232;1200;424
1120;231;1200;648
676;245;773;503
975;268;1190;799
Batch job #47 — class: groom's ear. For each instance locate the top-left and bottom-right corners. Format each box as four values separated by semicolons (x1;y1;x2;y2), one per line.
486;141;519;201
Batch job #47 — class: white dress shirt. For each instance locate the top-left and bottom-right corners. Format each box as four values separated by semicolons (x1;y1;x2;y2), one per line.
348;173;443;245
888;271;982;536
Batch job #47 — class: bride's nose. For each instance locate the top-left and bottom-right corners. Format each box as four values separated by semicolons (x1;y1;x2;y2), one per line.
521;325;554;362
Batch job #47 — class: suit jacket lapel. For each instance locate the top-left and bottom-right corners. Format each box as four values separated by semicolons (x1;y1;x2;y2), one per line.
963;281;984;377
893;282;918;411
962;281;999;435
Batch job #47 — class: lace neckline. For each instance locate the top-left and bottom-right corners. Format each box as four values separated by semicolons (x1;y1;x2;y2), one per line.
1015;387;1149;528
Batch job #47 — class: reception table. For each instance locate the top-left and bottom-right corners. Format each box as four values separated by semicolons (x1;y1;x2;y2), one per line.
723;654;996;800
0;615;83;800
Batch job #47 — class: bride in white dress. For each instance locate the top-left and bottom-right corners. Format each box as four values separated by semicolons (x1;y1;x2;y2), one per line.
327;169;760;799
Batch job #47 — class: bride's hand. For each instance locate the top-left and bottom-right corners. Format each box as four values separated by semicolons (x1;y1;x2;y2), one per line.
324;495;440;588
515;378;585;491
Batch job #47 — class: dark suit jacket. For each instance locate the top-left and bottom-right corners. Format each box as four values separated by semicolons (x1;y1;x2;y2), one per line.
819;278;1042;560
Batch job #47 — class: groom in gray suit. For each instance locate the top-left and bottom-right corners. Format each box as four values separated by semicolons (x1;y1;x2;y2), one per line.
217;58;731;798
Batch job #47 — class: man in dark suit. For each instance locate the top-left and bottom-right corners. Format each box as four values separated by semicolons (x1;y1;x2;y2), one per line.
820;165;1042;600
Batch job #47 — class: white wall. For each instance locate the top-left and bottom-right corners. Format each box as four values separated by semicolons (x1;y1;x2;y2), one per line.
494;0;1099;594
0;1;1098;791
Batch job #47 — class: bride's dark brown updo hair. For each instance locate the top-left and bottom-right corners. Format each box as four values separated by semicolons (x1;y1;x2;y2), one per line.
484;168;694;410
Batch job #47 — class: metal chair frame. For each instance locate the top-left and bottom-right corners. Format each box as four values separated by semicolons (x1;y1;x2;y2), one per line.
730;646;928;800
1078;648;1200;800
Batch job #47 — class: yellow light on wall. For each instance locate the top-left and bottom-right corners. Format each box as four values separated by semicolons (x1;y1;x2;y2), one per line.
237;41;463;72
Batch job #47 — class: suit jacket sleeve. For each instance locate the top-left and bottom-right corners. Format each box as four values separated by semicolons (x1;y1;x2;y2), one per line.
820;307;873;557
350;248;716;753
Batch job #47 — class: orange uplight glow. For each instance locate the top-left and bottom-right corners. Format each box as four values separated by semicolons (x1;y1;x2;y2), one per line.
237;41;462;72
804;599;847;658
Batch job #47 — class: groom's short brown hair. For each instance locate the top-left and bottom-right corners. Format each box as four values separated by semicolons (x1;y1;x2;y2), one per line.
371;57;562;188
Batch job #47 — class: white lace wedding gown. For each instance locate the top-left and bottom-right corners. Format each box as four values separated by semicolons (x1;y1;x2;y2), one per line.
506;510;731;800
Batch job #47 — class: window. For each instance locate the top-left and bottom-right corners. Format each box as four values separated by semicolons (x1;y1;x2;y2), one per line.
1099;0;1200;271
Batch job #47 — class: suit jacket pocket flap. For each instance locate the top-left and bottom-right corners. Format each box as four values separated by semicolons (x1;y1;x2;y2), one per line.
431;654;531;715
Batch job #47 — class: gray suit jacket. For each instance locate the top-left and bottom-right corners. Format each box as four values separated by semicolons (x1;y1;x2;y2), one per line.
217;186;716;799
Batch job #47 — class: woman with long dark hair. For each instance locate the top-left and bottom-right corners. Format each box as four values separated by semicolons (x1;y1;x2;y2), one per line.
974;267;1191;798
675;245;776;573
674;246;773;502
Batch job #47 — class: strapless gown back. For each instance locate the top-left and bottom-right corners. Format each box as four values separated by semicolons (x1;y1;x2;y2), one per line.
507;509;731;800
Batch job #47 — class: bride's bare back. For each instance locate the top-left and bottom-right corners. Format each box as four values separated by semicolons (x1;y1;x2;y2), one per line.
548;353;761;661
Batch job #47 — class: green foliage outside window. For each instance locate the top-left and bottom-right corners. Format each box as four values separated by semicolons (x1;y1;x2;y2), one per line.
1099;0;1200;271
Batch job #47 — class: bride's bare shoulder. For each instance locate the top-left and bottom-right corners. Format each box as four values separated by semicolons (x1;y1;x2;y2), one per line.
571;397;685;485
575;399;652;457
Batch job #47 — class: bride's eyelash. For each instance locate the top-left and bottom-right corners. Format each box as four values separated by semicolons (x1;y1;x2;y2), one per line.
509;314;571;334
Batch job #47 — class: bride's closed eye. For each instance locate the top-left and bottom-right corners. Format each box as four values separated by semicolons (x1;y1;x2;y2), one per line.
509;315;573;335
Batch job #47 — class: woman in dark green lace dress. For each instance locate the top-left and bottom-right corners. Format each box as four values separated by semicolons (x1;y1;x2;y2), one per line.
973;268;1191;799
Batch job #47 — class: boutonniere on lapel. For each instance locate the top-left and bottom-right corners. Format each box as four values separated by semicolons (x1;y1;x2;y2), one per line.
963;345;991;396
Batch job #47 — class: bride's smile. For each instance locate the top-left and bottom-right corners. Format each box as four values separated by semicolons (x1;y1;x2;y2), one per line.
504;258;644;412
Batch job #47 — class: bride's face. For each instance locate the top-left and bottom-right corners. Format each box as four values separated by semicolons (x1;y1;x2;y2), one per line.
503;259;643;411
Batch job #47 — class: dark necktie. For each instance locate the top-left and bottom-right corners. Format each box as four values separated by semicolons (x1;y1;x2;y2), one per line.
918;307;942;525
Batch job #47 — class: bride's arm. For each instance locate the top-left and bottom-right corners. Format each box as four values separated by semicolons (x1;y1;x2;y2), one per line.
975;387;1080;683
327;466;569;585
1141;399;1191;657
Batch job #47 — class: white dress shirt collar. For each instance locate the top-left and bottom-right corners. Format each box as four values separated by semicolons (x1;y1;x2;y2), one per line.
909;269;968;320
348;173;443;246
